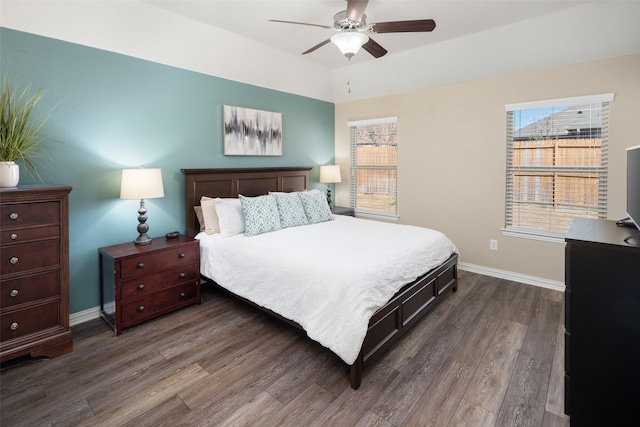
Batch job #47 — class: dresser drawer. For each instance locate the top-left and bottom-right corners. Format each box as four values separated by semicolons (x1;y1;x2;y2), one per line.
0;225;60;245
121;265;199;301
1;270;59;309
0;201;60;228
121;282;198;326
120;246;198;279
1;300;60;341
0;240;59;276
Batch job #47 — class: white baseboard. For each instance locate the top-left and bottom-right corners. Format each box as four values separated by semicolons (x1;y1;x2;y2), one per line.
68;263;565;326
69;306;101;326
458;262;565;292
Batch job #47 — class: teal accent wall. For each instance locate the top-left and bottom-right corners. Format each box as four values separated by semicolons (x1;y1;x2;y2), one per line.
1;28;335;315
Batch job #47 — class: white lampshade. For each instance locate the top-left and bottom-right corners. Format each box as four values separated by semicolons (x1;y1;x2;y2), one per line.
120;167;164;200
320;165;342;184
331;32;369;59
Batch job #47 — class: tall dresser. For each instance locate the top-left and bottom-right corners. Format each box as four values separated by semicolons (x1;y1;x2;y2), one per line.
0;185;73;362
564;218;640;425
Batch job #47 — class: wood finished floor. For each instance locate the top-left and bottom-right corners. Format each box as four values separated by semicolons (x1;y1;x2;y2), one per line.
0;271;569;427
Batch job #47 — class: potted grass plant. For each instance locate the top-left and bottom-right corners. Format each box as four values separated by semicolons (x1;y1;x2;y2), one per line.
0;79;49;187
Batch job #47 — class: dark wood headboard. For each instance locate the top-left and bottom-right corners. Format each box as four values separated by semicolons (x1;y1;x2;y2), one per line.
181;167;312;237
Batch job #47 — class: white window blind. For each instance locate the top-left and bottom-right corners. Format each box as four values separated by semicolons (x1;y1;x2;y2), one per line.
504;94;613;241
348;117;398;220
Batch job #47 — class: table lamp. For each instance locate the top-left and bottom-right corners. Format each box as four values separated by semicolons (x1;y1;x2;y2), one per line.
120;166;164;245
319;165;342;207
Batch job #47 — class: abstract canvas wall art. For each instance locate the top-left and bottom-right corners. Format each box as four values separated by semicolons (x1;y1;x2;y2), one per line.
223;105;283;156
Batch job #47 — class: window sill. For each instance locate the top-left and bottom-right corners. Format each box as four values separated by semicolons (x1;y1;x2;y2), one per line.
355;211;399;222
501;228;566;244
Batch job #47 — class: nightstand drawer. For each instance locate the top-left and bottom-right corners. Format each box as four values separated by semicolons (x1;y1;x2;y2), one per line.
121;282;198;326
1;271;59;309
1;300;60;341
121;266;199;301
0;225;60;245
120;246;198;279
0;201;60;228
0;240;59;276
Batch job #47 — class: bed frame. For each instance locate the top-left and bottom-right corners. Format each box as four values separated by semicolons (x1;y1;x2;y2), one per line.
181;167;458;389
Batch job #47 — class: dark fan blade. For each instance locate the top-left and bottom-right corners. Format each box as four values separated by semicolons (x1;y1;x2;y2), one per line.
346;0;369;22
362;37;387;58
268;19;332;29
302;39;331;55
371;19;436;33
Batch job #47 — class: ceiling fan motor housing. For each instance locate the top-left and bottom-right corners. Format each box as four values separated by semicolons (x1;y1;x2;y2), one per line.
333;10;366;31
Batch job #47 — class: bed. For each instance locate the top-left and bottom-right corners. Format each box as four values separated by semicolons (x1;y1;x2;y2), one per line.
181;167;459;389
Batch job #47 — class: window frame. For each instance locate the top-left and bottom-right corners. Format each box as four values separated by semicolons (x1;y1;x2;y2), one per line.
502;93;614;243
347;116;399;221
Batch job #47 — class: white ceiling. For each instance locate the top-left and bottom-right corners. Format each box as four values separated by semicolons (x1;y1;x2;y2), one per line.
2;1;640;102
145;0;589;70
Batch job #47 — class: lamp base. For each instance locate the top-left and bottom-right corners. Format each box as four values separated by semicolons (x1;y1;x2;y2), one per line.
326;185;333;207
134;198;152;245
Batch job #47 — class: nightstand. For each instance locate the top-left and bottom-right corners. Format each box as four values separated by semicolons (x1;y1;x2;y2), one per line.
99;235;200;335
331;206;355;217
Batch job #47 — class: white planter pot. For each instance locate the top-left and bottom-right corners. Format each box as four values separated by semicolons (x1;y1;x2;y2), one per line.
0;161;20;187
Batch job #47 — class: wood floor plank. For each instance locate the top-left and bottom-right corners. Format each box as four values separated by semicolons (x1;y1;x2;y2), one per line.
495;353;552;427
402;357;475;426
121;395;192;427
520;293;561;364
505;281;541;326
78;363;210;427
263;383;335;427
462;319;528;413
450;279;519;367
545;323;568;419
448;397;498;427
218;391;284;427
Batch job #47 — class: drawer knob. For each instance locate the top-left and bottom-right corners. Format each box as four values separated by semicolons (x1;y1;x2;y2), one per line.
137;262;144;269
138;306;145;312
10;256;18;265
179;272;186;279
10;289;18;297
180;292;186;298
9;212;18;220
10;233;18;240
178;253;185;259
137;284;145;290
10;322;18;331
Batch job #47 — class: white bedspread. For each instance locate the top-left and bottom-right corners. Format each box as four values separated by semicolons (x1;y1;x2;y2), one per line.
196;215;458;365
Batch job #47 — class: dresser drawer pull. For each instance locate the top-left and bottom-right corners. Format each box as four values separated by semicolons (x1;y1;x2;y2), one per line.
10;233;18;240
179;272;186;279
10;257;18;265
178;253;185;259
137;262;144;269
9;212;18;220
10;289;18;297
180;292;186;298
138;306;145;312
138;284;145;290
10;322;18;331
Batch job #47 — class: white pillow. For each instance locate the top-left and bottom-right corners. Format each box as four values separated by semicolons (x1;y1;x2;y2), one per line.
239;194;282;237
298;189;333;224
200;196;220;234
214;198;245;236
269;191;309;228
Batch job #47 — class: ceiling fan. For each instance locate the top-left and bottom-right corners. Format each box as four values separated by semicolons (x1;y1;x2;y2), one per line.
269;0;436;60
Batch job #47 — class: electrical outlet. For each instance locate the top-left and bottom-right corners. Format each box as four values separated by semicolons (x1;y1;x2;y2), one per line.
490;239;498;251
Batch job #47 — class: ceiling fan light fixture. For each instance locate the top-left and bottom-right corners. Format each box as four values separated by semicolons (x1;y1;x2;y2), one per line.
331;32;369;59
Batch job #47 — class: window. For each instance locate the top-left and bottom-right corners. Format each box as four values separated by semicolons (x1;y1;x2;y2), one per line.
348;117;398;220
504;94;614;242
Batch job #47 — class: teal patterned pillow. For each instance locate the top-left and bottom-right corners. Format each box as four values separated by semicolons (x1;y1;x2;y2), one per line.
270;192;309;228
298;189;333;224
239;194;282;236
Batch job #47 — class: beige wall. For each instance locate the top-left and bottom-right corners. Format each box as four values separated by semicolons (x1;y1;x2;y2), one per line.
335;54;640;284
